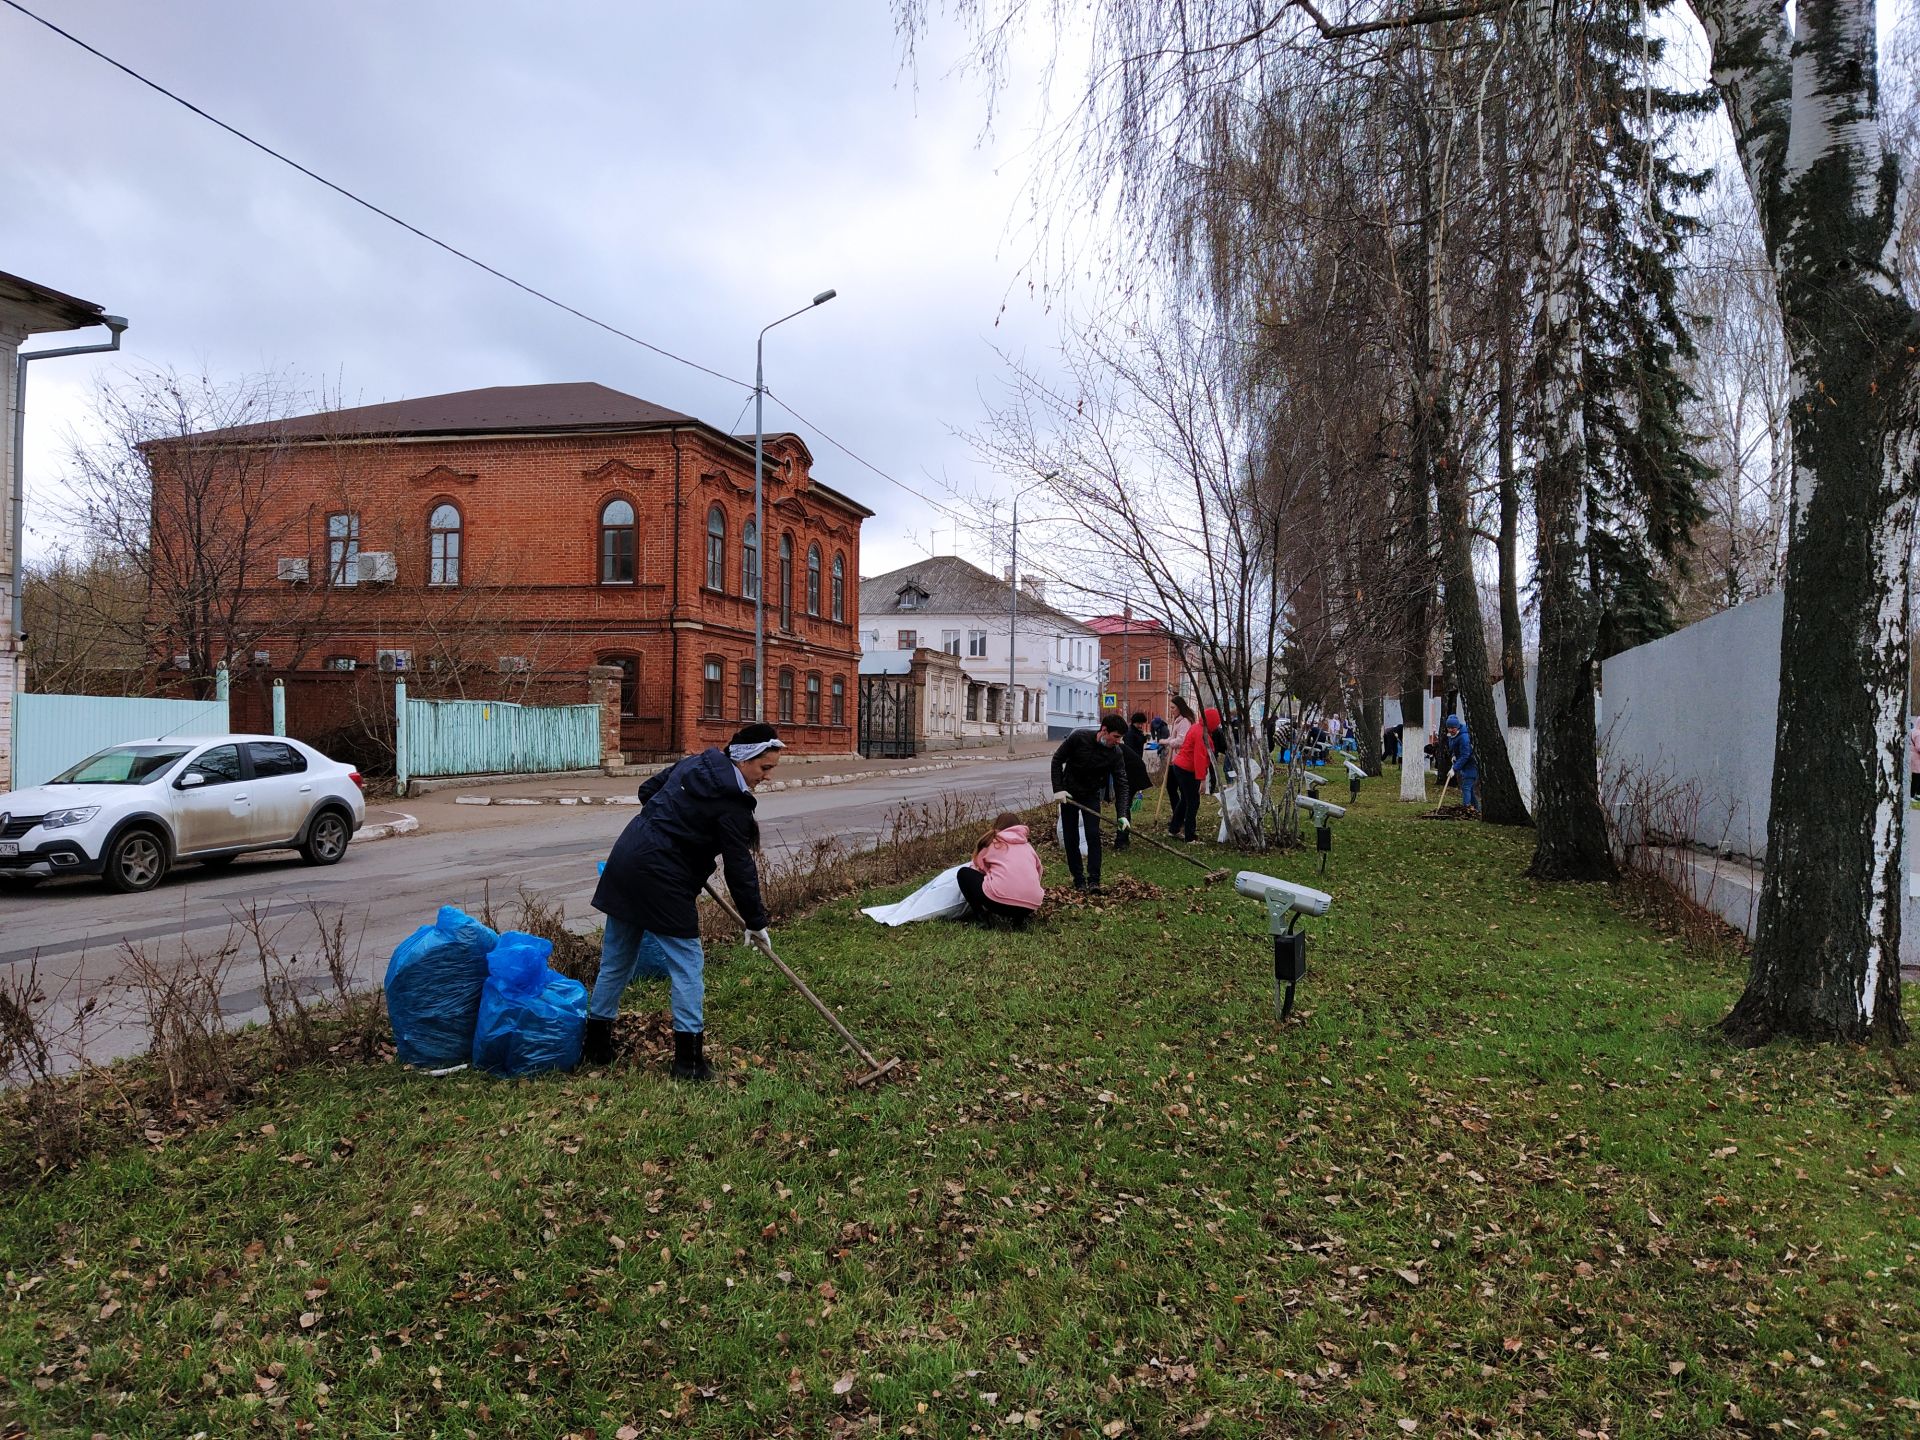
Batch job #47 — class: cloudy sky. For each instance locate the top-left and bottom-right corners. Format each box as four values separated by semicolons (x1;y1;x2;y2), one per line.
2;1;1077;582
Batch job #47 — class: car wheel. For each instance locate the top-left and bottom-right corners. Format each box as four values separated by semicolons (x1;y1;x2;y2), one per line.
103;827;169;894
300;809;351;866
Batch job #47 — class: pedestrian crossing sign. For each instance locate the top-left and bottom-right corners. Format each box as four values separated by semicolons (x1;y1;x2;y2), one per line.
1102;692;1118;709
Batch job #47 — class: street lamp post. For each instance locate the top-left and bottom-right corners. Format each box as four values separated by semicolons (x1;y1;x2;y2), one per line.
1006;470;1058;755
754;288;837;721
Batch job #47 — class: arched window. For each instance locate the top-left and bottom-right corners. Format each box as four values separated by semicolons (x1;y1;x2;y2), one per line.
600;498;635;584
778;668;795;723
779;533;795;629
429;502;462;586
703;657;724;718
742;518;760;601
806;672;822;725
831;675;846;726
737;661;758;720
806;543;822;616
705;505;727;591
830;552;845;621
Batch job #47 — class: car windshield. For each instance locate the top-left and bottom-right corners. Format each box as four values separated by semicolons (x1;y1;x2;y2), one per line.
48;745;193;785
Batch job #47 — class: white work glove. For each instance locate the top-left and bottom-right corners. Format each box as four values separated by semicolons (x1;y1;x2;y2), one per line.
1116;815;1131;831
1052;790;1073;804
745;927;772;953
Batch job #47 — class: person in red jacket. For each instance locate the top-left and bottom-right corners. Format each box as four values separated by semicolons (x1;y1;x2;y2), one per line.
959;811;1044;925
1166;710;1211;842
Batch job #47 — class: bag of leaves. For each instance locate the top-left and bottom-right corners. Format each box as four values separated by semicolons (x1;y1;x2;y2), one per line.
384;905;499;1070
471;931;589;1077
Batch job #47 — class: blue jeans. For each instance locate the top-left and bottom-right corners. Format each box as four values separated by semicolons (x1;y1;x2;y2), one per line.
1459;772;1478;810
591;916;705;1033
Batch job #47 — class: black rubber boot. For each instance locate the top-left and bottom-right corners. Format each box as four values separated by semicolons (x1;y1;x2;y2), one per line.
671;1029;712;1083
581;1015;615;1067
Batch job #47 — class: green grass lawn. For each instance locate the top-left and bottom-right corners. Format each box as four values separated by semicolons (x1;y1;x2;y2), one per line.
4;777;1917;1438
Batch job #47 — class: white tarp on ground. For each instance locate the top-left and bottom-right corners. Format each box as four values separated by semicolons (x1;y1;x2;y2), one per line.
860;864;969;926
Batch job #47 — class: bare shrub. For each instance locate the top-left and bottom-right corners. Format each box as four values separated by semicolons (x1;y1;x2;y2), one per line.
118;933;238;1111
1601;758;1746;957
239;902;318;1064
310;901;385;1060
0;961;102;1174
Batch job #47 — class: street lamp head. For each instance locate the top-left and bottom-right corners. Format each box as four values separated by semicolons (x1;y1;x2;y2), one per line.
812;289;838;306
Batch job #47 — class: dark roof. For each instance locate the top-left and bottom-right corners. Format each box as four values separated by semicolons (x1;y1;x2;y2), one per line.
0;270;106;333
207;382;699;442
169;380;878;519
859;555;1091;633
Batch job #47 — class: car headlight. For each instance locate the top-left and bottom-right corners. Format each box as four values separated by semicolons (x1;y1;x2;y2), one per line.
41;806;100;830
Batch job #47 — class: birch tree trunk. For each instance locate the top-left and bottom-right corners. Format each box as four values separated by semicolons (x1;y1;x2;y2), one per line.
1524;0;1618;881
1694;0;1916;1044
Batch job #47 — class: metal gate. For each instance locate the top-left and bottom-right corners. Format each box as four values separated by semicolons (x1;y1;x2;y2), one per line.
857;675;916;759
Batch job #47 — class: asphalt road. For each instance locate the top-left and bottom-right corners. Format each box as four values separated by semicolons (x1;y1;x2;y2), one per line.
0;755;1052;1068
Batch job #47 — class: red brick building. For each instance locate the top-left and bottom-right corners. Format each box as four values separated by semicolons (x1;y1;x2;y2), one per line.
153;383;870;758
1084;612;1192;725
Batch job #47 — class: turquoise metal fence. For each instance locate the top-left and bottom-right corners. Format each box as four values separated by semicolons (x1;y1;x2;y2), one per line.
11;672;233;789
394;680;601;793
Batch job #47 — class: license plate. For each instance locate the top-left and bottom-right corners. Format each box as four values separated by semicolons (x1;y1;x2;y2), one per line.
0;842;17;857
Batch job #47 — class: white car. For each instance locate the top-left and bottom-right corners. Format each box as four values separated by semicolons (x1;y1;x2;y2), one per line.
0;735;366;893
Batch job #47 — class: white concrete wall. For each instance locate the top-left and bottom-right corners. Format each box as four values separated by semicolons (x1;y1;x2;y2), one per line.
1599;591;1784;862
1601;590;1920;971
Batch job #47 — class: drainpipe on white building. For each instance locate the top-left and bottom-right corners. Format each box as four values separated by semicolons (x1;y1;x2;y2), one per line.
10;315;127;652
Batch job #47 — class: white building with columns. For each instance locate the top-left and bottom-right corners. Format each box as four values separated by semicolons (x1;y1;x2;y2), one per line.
859;555;1102;739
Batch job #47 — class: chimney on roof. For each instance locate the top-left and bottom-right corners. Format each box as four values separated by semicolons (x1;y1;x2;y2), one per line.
1021;575;1046;604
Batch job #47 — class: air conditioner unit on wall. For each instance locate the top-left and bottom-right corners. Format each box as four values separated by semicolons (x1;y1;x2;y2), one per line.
356;551;397;584
376;649;412;673
275;557;310;583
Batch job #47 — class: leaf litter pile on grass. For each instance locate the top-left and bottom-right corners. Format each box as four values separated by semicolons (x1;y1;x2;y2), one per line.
3;785;1918;1438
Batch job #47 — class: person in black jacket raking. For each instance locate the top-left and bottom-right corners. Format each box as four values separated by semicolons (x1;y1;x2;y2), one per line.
584;722;782;1080
1051;714;1131;892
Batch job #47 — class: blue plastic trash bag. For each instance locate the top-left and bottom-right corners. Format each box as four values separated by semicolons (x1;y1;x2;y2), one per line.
384;905;498;1069
471;931;589;1077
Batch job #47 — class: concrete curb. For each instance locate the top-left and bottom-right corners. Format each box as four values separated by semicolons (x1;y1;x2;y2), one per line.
359;813;420;842
449;758;978;807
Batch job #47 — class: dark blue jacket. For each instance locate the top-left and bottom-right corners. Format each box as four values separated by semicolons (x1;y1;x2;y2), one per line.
1444;715;1477;778
592;748;768;939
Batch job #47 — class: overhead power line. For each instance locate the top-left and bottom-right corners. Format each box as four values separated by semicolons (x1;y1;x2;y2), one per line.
1;0;751;392
764;388;975;525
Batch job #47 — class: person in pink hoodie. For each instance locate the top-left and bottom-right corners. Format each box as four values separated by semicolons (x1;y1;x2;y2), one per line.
959;811;1045;925
1908;715;1920;805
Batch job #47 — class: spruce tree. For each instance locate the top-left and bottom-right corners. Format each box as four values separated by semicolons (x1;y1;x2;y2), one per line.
1575;0;1716;660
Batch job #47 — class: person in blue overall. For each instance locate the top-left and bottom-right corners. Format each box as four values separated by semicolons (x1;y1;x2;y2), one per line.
1444;713;1479;816
584;723;781;1080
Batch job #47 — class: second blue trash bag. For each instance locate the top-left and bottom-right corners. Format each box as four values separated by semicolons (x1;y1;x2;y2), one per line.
471;931;589;1077
384;905;498;1069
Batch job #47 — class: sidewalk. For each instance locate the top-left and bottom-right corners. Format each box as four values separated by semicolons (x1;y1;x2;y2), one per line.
393;740;1058;835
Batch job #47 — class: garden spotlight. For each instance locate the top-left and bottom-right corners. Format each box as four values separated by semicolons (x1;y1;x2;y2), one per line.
1234;871;1333;1020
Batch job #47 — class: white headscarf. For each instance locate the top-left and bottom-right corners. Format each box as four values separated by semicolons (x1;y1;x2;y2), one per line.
728;738;785;763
